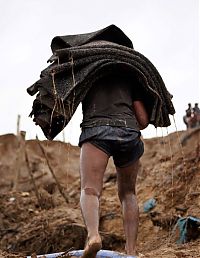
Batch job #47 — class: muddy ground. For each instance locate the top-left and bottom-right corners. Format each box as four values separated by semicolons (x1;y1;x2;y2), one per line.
0;128;200;258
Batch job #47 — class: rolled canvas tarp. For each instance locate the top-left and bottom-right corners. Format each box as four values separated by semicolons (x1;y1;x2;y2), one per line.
27;24;175;140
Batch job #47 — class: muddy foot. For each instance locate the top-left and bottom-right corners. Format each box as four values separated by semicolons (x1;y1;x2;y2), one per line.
82;237;102;258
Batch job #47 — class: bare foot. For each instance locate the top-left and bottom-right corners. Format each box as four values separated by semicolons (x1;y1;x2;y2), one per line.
82;235;102;258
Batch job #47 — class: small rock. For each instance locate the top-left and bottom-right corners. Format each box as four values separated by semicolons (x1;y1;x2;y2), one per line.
21;191;30;197
9;197;16;202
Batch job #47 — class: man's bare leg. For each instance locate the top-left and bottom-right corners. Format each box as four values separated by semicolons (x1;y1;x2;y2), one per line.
80;142;109;258
116;161;139;256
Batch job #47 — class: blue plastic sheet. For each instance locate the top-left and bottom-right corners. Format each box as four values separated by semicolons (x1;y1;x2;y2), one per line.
143;198;156;213
27;249;137;258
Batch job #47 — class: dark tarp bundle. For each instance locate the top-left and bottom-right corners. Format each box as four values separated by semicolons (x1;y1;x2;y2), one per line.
27;24;175;140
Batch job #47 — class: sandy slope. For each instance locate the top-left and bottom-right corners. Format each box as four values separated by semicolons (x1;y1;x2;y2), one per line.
0;129;199;258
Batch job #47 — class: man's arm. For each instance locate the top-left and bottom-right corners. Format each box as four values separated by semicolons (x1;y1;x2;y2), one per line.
133;100;149;130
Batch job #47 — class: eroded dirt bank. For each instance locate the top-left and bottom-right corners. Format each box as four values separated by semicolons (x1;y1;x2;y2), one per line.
0;129;200;258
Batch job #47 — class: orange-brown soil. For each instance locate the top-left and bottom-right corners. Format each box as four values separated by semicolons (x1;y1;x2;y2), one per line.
0;128;200;258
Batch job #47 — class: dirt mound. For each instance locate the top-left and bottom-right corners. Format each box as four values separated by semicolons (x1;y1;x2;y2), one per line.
0;129;200;258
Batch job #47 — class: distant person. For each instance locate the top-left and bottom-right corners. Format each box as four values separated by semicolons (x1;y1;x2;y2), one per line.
193;103;200;127
186;103;192;117
183;103;192;129
193;103;200;115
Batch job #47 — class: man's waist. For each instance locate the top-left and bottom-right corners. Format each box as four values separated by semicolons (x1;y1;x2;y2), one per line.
80;117;140;130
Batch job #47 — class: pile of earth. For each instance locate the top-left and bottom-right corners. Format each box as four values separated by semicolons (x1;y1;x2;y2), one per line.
0;128;200;258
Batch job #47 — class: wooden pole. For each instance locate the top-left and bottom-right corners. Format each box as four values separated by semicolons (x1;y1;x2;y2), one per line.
16;114;21;135
13;130;26;191
62;129;66;143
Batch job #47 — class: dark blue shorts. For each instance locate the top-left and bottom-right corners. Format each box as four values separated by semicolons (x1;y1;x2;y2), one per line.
79;126;144;168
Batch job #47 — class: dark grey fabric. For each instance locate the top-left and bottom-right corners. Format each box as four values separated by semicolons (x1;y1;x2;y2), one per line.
27;25;175;140
79;126;140;146
81;73;141;129
78;126;143;168
51;24;133;52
